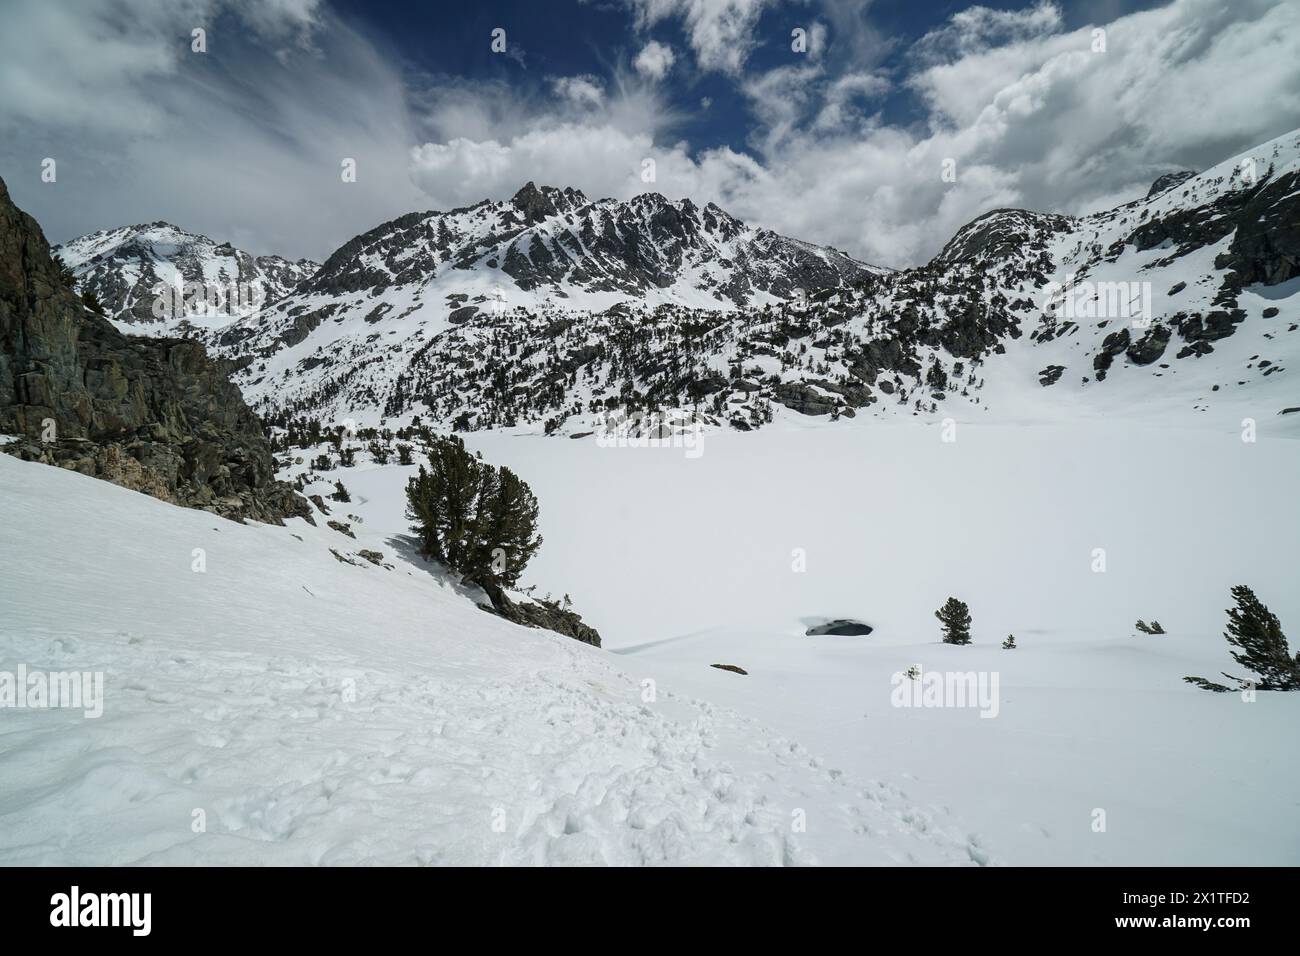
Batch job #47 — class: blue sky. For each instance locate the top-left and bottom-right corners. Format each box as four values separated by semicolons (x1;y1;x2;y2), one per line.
1;0;1296;266
329;0;1173;154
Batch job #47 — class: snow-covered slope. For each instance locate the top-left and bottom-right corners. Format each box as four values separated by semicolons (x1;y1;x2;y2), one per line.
54;222;318;331
204;131;1298;435
459;419;1300;866
0;451;983;866
89;406;1296;866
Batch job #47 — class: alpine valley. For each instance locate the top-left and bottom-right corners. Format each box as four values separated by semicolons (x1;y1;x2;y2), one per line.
3;128;1298;868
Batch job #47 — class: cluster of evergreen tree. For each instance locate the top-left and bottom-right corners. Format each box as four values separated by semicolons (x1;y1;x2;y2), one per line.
405;436;541;602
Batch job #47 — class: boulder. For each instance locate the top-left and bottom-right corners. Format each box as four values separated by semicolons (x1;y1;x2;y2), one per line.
806;619;874;636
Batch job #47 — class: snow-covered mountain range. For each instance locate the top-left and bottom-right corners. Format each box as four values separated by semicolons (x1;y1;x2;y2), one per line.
55;130;1300;438
190;183;885;426
185;132;1297;433
54;222;319;329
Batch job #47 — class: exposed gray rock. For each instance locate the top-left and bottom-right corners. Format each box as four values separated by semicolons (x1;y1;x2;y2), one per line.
773;382;835;416
806;619;874;636
1039;365;1066;386
1093;328;1131;380
0;174;308;525
1127;325;1172;365
1146;170;1197;197
475;580;601;647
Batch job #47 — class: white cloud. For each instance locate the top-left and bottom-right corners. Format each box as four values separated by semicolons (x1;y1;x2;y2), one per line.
411;0;1300;269
6;0;1299;273
623;0;776;74
913;1;1063;64
551;75;607;107
633;41;677;81
0;0;424;260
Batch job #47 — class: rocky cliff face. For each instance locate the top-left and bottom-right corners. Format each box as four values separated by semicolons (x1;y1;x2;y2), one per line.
0;174;308;524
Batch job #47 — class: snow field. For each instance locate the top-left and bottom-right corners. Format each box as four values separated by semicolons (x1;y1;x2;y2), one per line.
0;452;981;866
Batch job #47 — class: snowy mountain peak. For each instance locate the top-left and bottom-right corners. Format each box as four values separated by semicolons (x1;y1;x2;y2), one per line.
511;182;589;222
54;221;319;328
293;185;884;302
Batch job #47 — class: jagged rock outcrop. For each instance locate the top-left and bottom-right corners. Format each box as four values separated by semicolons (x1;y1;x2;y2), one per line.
0;174;309;524
476;580;601;647
1146;170;1197;197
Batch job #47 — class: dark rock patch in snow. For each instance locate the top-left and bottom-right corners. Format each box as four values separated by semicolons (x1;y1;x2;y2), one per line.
1146;170;1197;198
806;619;874;636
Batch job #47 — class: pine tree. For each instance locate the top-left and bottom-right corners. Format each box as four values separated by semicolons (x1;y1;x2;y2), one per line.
404;438;542;598
81;289;106;315
1002;634;1016;649
406;437;484;568
468;466;541;588
52;254;77;290
935;597;972;645
1185;585;1298;692
1222;585;1297;690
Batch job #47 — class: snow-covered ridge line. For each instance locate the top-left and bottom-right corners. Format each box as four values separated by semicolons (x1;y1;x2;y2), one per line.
54;221;319;330
209;130;1300;434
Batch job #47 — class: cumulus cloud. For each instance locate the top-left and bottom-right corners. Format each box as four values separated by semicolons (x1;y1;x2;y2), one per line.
633;41;677;81
0;0;425;260
551;75;607;107
912;0;1064;64
408;72;690;207
411;0;1300;267
622;0;776;74
7;0;1299;271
